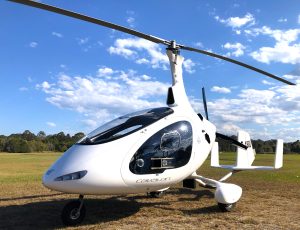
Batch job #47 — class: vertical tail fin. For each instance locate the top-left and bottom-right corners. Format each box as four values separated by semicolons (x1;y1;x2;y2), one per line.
236;131;255;167
274;139;283;169
211;142;219;167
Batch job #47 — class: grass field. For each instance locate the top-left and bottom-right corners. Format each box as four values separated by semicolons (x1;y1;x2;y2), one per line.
0;152;299;229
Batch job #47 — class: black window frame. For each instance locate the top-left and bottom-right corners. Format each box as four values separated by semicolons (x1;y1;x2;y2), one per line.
78;107;174;145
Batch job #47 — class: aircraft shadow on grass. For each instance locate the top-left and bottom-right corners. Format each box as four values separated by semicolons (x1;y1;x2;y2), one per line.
0;189;218;229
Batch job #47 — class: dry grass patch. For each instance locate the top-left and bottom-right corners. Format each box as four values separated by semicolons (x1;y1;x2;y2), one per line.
0;152;299;229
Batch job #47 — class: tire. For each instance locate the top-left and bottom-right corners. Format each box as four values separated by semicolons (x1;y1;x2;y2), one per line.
148;191;164;198
218;202;236;212
61;200;86;226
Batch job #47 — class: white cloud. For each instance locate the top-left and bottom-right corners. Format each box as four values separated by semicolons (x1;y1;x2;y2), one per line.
136;58;150;64
47;122;56;127
97;67;115;77
195;42;203;48
36;81;52;90
211;86;231;94
183;59;196;74
127;17;135;28
141;74;151;80
52;32;63;38
278;18;287;23
223;42;246;57
262;80;275;85
19;87;28;91
37;68;169;129
108;37;195;73
201;84;300;141
82;119;98;128
282;72;300;80
215;13;255;28
248;26;300;64
251;43;300;64
249;26;300;43
126;10;136;28
77;37;89;45
29;42;38;48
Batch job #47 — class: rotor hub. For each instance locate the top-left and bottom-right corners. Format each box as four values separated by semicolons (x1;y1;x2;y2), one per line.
167;40;180;55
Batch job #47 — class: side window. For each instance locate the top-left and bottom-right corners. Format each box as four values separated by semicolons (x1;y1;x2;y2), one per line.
129;121;193;175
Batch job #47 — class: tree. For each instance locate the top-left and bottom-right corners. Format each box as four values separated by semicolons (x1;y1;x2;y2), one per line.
37;131;46;140
22;130;36;141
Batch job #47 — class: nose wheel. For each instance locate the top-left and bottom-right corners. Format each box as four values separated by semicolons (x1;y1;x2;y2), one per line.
61;195;86;226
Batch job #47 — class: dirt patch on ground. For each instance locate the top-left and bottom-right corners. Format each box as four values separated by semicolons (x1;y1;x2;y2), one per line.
0;181;299;230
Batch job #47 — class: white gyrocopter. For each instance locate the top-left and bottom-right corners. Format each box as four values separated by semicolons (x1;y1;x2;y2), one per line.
10;0;295;226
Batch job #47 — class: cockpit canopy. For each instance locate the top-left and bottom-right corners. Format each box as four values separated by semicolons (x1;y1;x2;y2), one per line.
78;107;174;145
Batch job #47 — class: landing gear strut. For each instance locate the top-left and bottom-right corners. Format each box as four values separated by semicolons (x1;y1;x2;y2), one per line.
61;195;86;226
218;202;236;212
147;191;164;198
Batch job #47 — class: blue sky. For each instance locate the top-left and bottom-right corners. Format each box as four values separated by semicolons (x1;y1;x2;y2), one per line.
1;0;300;141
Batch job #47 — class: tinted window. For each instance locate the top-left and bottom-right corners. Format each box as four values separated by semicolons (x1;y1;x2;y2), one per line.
78;107;173;145
130;121;193;175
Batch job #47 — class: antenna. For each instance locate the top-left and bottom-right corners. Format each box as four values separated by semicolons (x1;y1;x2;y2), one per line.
202;87;209;120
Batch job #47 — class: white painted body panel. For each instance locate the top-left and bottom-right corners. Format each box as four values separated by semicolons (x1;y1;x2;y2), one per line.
42;50;216;195
43;106;215;195
215;183;242;204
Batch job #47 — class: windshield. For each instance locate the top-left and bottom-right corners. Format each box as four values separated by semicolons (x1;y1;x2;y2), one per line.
78;107;173;145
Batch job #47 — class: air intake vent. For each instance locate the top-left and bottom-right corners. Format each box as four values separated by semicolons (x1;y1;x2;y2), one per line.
167;87;175;105
205;133;211;144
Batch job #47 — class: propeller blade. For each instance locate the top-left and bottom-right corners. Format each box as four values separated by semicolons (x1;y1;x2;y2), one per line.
180;45;296;86
8;0;170;45
202;87;209;120
216;132;248;150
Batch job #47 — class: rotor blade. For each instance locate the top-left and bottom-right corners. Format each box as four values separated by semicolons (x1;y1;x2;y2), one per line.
9;0;170;45
9;0;296;86
180;45;296;85
216;132;248;150
202;87;209;120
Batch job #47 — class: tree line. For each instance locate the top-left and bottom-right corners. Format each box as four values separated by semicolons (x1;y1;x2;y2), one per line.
0;130;299;153
216;136;300;154
0;130;85;153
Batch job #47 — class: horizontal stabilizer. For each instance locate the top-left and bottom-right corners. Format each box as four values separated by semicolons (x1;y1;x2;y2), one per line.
211;131;283;171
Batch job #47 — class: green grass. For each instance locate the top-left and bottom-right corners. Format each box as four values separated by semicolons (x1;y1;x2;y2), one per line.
0;152;299;229
0;152;299;184
199;152;300;183
0;152;61;183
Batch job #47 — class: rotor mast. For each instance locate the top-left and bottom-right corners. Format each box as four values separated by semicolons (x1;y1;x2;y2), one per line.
166;41;193;109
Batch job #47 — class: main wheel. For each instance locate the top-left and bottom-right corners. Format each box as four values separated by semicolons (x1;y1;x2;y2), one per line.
148;191;164;198
218;202;236;212
61;200;86;226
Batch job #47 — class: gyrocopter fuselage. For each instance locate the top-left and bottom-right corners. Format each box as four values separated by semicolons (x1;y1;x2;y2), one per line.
9;0;293;226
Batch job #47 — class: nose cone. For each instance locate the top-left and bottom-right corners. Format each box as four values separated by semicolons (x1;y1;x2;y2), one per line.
42;168;56;190
41;145;92;193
